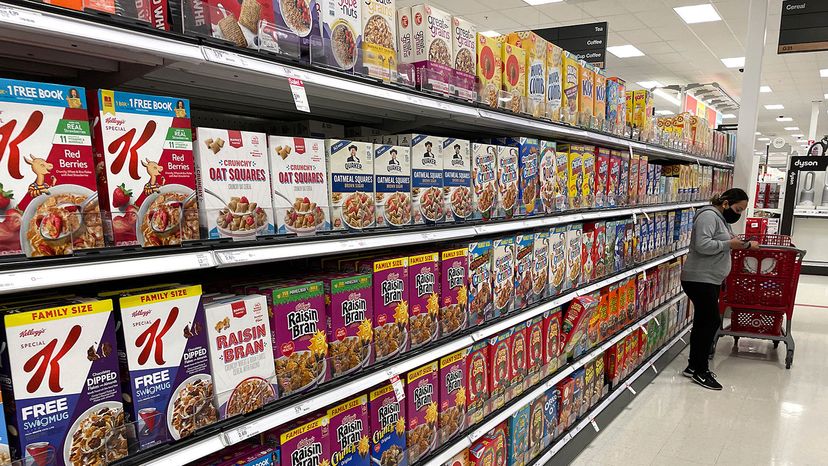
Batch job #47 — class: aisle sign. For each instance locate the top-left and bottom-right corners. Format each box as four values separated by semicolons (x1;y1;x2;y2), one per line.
534;22;608;68
778;1;828;53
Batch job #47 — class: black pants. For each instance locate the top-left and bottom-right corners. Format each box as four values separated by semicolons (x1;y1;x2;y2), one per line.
682;280;722;373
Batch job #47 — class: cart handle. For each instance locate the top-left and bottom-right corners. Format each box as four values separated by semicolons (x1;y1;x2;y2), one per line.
755;244;807;260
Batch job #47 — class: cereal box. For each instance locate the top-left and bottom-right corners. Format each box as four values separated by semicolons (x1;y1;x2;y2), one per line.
562;296;597;359
496;145;519;219
362;0;397;81
581;223;595;284
440;248;468;337
528;394;545;457
557;377;574;429
561;144;582;209
409;252;440;349
439;350;467;444
280;415;330;466
578;62;594;128
561;51;579;125
447;449;468;466
606;78;619;134
442;138;472;222
632;90;649;129
489;422;508;466
411;4;453;93
451;16;477;99
583;361;594;410
0;79;103;257
625;91;633;132
538;140;556;214
326;139;374;231
618;152;629;207
397;7;413;66
369;382;408;466
374;144;412;228
542;386;558;444
368;257;409;361
638;155;648;205
269;281;328;397
319;0;362;71
406;361;438;463
501;42;526;113
545;42;563;121
594;222;607;279
202;0;274;50
467;240;493;325
320;273;373;379
549;225;566;296
1;299;127;466
195;128;273;239
465;340;489;425
328;395;370;466
531;231;550;303
595;147;609;209
525;316;544;387
507;405;529;466
0;392;7;465
487;331;511;412
629;153;640;205
492;236;515;317
514;234;534;310
471;143;497;220
566;223;582;289
508;326;528;400
408;134;445;224
204;294;278;420
593;355;606;401
514;138;540;216
581;145;595;209
476;33;503;108
468;436;495;466
608;150;621;208
571;368;585;418
507;31;546;118
114;286;216;448
594;71;607;130
272;0;318;56
268;136;330;235
91;89;197;247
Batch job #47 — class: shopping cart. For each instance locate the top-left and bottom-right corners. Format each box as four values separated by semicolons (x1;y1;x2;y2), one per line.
711;234;806;369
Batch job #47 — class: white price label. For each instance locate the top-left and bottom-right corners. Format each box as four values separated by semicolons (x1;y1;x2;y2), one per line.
390;375;405;401
0;5;41;25
640;326;648;335
651;364;658;374
224;424;259;445
196;252;212;268
202;47;247;67
590;420;600;432
654;317;660;326
679;337;686;344
626;385;637;395
289;78;311;113
294;402;311;415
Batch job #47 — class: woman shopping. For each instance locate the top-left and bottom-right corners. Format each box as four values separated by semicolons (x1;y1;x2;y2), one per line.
681;188;759;390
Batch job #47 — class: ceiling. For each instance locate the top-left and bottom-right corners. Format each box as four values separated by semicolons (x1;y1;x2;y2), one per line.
396;0;828;156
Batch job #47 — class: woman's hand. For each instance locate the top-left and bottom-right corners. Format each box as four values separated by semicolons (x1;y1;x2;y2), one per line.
728;237;746;249
748;240;760;250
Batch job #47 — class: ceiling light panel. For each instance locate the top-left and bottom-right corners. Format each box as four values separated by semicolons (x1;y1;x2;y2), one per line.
757;137;770;141
636;81;663;89
674;4;722;24
784;127;800;130
765;104;784;110
522;0;563;4
721;57;745;68
776;117;793;121
821;69;828;77
480;30;501;37
760;86;772;93
607;45;645;58
721;114;736;119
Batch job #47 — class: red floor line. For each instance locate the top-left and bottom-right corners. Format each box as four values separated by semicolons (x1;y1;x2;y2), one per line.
795;302;828;309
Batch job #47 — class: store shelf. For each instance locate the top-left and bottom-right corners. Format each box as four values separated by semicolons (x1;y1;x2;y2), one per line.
129;248;688;466
0;1;734;168
793;209;828;218
0;201;703;295
754;208;782;214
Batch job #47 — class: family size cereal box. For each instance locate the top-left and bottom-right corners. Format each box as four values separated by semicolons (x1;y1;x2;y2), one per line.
471;143;497;220
608;150;621;208
515;138;540;216
514;233;534;310
507;31;546;118
451;16;477;99
528;395;545;457
487;331;511;412
326;139;374;231
476;33;503;107
508;405;530;466
578;62;595;128
561;51;579;125
1;299;127;466
374;144;412;228
468;240;493;325
319;0;362;71
409;252;440;349
542;387;558;445
466;341;489;425
269;281;328;397
268;136;330;235
115;285;216;448
0;79;103;257
492;236;515;317
91;90;197;247
321;273;373;379
501;42;526;113
561;144;582;209
442;138;472;222
328;395;370;466
538;140;556;214
595;147;609;209
508;325;528;399
581;145;595;209
362;0;397;81
549;225;566;295
411;4;453;94
594;71;607;131
440;247;468;337
406;361;438;463
205;294;278;420
525;316;544;387
489;423;508;466
545;42;563;121
371;257;410;361
195;128;273;239
280;414;330;466
408;134;445;224
566;223;583;288
439;349;467;444
369;381;408;466
532;231;550;303
496;145;519;219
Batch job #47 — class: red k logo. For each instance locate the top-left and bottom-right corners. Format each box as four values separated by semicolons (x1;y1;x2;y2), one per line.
109;120;156;180
0;110;44;180
23;325;81;394
135;306;178;365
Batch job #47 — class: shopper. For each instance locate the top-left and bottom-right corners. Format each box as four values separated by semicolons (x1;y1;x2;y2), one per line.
680;188;759;390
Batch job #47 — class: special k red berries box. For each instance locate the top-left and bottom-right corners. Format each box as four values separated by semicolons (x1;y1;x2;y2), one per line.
0;79;104;257
90;90;199;247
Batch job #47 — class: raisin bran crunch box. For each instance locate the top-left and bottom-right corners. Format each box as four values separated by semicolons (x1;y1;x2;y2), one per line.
369;381;408;466
406;361;438;463
328;395;370;466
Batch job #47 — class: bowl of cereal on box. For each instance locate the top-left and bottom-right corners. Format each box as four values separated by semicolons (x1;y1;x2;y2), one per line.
419;186;444;223
211;193;269;239
275;350;327;396
21;185;104;257
342;191;375;230
331;20;357;69
384;192;412;227
284;196;327;235
137;184;199;247
167;374;218;440
64;401;128;465
279;0;312;36
329;335;371;378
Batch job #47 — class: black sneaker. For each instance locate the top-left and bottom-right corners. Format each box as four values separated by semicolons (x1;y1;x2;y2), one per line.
682;366;695;378
692;371;722;391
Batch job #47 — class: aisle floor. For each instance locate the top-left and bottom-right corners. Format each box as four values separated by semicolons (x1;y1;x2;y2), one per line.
571;275;828;466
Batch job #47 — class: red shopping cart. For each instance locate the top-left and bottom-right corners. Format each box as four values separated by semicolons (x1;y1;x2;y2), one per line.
711;235;806;369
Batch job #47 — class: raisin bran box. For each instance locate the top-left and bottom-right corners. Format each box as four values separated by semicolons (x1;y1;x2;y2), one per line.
442;138;472;222
0;79;104;257
542;307;562;377
525;316;544;387
492;236;515;317
531;231;550;304
406;361;438;463
280;414;330;466
407;134;445;224
115;285;216;448
369;381;408;466
328;395;370;466
374;144;412;228
409;252;440;349
440;247;468;338
410;4;453;94
326;139;375;231
508;325;528;400
269;136;330;235
371;257;410;362
487;330;511;412
1;299;127;466
91;90;197;247
467;240;493;326
438;349;467;444
471;143;498;221
549;225;566;295
496;145;519;219
465;340;489;427
513;233;534;310
507;404;529;466
321;273;373;380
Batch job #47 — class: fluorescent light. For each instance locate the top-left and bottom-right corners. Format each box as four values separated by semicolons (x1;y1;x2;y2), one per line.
765;104;784;110
757;137;770;141
522;0;563;4
480;30;501;37
755;132;761;135
674;4;721;24
636;81;663;89
607;45;645;58
820;69;828;77
654;89;681;106
776;116;793;121
655;110;675;115
792;134;805;138
721;113;736;119
760;86;772;93
721;57;745;68
824;93;828;99
784;127;800;130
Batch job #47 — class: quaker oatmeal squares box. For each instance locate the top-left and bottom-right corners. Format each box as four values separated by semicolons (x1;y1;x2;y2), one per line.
492;236;515;317
507;31;546;118
280;414;330;466
326;139;374;231
204;294;278;420
531;231;550;303
374;144;412;228
442;138;471;222
195;128;273;239
407;134;444;224
514;234;534;310
545;42;563;121
496;145;519;219
440;248;468;337
328;395;370;466
411;4;453;94
467;240;493;325
507;405;529;466
406;361;438;463
549;225;566;295
409;252;439;349
508;326;528;400
321;273;373;379
501;42;526;113
581;146;595;209
439;349;466;444
486;331;510;412
372;257;410;361
369;381;408;466
471;143;497;220
318;0;362;71
91;90;198;247
268;136;330;235
362;0;397;82
566;223;582;289
1;299;128;465
525;316;543;387
476;33;502;107
465;341;489;425
451;16;476;99
0;79;104;257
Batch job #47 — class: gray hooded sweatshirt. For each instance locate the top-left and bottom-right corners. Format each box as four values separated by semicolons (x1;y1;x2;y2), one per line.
680;205;735;285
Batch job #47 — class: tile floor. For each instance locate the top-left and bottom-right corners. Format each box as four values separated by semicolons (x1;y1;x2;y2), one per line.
571;274;828;466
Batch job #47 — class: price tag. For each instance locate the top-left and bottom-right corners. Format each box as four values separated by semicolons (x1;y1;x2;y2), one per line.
679;337;686;344
626;385;637;395
289;78;311;113
390;375;405;401
224;424;259;445
202;47;247;67
0;5;41;26
654;317;660;326
590;419;600;432
196;252;212;268
640;326;648;335
641;269;647;280
642;211;650;222
651;364;658;374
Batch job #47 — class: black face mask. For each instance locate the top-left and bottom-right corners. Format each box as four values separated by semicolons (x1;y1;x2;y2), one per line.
723;207;741;224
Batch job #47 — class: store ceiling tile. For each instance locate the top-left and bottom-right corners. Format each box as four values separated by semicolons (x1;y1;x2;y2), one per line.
534;3;588;22
463;11;521;31
638;42;676;55
648;52;687;65
602;14;645;32
475;0;528;10
576;1;627;16
617;28;661;44
501;6;553;27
